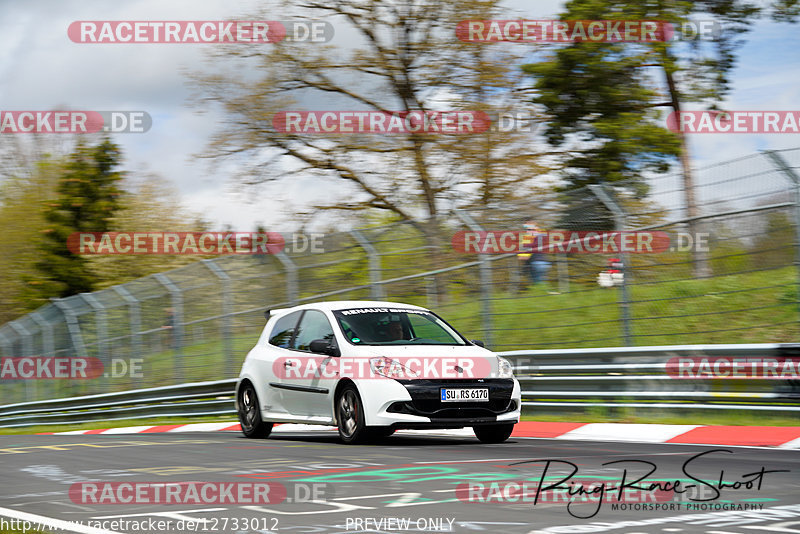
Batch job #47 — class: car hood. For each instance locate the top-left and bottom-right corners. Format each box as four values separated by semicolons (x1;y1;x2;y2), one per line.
340;343;502;378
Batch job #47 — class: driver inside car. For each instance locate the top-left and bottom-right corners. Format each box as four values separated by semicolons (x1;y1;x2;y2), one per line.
387;319;404;341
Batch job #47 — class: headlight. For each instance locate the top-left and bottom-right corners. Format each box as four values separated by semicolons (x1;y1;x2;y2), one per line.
498;357;514;378
369;357;420;379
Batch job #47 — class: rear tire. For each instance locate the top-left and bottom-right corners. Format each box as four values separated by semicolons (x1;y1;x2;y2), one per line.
237;382;273;438
336;384;369;444
473;423;514;443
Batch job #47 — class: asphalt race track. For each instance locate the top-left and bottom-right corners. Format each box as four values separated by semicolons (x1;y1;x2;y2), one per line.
0;430;798;534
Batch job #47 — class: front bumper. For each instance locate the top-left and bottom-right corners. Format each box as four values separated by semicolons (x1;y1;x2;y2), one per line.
362;378;521;429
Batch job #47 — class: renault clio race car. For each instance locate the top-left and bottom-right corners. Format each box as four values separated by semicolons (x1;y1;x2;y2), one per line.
235;300;521;443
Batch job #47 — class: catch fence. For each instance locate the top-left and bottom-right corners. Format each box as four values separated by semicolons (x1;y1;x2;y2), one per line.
2;149;800;403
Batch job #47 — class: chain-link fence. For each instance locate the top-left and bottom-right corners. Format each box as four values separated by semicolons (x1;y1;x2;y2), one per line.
2;149;799;403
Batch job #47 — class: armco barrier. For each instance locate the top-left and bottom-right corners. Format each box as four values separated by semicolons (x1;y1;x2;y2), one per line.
508;343;800;412
0;344;798;428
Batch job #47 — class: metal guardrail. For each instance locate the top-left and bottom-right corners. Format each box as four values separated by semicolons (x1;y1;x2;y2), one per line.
0;379;237;428
508;343;800;412
0;344;798;428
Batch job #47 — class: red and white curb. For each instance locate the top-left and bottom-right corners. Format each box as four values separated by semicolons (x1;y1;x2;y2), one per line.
40;421;800;448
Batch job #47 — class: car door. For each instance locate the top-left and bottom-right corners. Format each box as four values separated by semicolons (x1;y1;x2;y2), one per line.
281;309;339;417
263;310;304;416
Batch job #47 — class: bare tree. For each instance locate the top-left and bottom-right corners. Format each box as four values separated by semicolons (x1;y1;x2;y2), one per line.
190;0;553;241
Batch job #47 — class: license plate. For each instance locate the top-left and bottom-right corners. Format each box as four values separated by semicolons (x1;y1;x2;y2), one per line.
440;388;489;402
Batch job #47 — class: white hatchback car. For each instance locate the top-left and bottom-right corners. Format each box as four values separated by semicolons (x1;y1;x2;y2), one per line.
235;300;521;443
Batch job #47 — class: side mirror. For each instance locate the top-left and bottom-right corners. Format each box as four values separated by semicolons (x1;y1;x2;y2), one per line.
471;339;485;347
309;339;340;357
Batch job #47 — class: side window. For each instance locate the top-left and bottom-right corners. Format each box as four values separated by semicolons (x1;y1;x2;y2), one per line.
294;310;336;351
269;311;303;348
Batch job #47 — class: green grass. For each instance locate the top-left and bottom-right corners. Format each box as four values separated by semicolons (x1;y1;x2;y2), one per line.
440;266;800;350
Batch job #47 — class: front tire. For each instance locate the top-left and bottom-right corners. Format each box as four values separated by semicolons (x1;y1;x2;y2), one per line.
237;382;273;438
336;384;369;444
473;423;514;443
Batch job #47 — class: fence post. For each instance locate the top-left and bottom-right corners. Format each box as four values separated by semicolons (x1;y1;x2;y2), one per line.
425;276;439;309
81;293;109;374
275;252;299;306
50;298;89;360
763;150;800;323
0;328;11;355
589;184;633;346
556;254;569;293
350;229;384;300
30;311;54;358
112;285;143;387
8;320;35;401
455;210;493;348
203;259;234;375
0;329;15;402
154;273;184;382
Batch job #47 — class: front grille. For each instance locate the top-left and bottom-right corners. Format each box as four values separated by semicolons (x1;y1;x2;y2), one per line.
394;379;514;417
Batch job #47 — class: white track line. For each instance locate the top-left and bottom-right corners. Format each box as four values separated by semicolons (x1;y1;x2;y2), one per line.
165;422;236;432
558;423;700;443
778;436;800;449
99;426;155;435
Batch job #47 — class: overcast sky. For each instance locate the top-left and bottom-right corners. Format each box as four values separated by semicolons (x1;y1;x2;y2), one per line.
1;0;798;231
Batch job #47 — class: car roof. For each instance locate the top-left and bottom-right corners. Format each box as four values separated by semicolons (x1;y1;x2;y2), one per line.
268;300;430;317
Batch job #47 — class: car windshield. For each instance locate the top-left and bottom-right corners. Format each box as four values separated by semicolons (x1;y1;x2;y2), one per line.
333;307;467;346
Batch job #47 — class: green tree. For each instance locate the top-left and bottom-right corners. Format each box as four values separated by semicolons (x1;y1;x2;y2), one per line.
38;138;123;297
87;177;210;287
0;157;63;322
522;0;795;276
